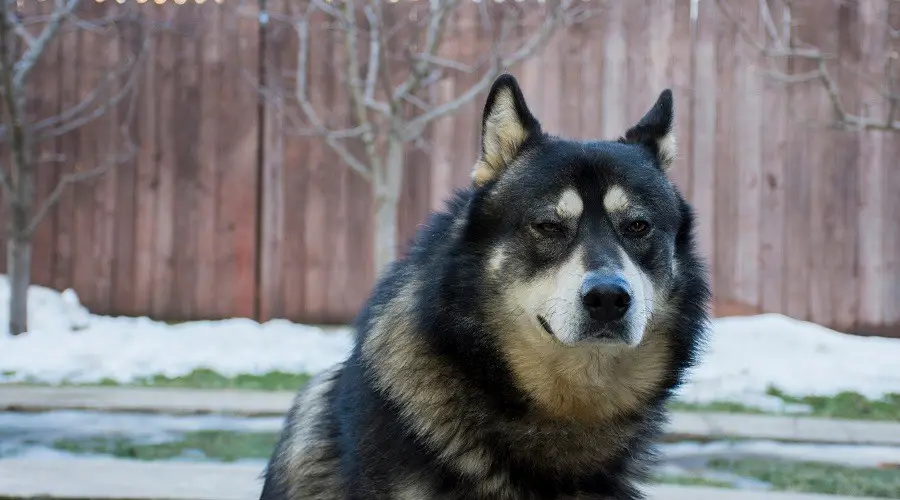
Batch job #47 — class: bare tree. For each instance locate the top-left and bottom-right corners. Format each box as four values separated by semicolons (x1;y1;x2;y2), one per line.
0;0;149;335
255;0;597;275
716;0;900;132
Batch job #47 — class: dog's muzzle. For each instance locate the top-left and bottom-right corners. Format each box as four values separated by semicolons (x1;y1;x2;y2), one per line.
578;272;632;342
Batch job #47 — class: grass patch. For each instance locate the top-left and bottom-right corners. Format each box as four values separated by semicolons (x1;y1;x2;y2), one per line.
4;369;311;392
708;458;900;498
765;387;900;422
114;369;312;392
53;430;279;462
668;400;769;415
670;388;900;422
653;474;734;489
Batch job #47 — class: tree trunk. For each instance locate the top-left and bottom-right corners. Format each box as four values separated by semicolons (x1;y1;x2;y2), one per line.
7;232;31;335
372;139;405;276
373;193;399;276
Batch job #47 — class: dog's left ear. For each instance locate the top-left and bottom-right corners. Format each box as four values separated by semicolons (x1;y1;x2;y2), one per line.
472;74;542;187
621;89;676;171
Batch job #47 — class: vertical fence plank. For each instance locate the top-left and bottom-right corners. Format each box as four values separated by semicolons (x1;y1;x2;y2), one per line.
29;0;60;289
712;2;738;313
215;3;259;319
111;5;141;316
855;0;888;332
133;10;159;317
150;10;177;318
690;0;717;286
759;1;790;316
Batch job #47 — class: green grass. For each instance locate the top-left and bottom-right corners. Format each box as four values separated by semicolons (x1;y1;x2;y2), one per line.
669;387;900;422
765;387;900;422
52;430;280;462
4;369;312;392
114;369;312;392
668;400;769;415
708;458;900;498
653;474;734;488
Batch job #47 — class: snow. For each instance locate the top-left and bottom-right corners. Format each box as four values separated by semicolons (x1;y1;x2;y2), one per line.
1;277;900;407
677;314;900;409
0;278;354;385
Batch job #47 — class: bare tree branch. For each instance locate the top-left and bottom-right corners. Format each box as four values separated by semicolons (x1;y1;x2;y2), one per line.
9;12;36;47
393;0;458;103
1;0;28;202
362;4;380;104
14;0;79;88
402;0;577;139
31;24;150;141
292;7;372;181
26;143;135;236
716;0;900;132
25;68;140;236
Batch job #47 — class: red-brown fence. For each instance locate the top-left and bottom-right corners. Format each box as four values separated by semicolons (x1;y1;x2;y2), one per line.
3;0;899;336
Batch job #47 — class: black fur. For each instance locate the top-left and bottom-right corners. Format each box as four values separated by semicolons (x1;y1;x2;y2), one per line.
260;74;710;500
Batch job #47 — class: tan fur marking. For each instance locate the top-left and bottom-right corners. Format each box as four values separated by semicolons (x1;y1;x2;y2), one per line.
472;88;528;187
362;283;497;481
502;325;672;423
277;365;344;499
603;185;630;214
657;132;677;170
556;188;584;219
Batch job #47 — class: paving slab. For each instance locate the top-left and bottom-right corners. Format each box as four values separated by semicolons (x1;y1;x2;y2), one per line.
668;411;900;446
0;386;296;417
0;458;886;500
2;386;900;446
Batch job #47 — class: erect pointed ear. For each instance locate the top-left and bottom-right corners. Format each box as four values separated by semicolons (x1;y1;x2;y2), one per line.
621;89;676;171
471;74;542;187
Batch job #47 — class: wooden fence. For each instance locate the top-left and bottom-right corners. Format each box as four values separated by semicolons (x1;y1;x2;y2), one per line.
2;0;899;336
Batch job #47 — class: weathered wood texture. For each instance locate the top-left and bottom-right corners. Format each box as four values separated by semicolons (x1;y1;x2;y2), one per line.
2;1;898;336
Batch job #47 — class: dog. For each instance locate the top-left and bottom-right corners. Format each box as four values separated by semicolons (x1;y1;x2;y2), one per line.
259;73;710;499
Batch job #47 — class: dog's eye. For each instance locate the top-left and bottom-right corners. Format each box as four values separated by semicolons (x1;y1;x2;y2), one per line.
625;220;651;236
533;221;565;237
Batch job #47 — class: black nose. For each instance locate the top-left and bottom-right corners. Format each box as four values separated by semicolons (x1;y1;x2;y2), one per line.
581;275;631;322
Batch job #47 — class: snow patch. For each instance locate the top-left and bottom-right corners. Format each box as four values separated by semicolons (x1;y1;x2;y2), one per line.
677;314;900;406
1;277;900;407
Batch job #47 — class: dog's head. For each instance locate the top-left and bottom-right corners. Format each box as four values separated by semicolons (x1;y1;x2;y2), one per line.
468;74;688;349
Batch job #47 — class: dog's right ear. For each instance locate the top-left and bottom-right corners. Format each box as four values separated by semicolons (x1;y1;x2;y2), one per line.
471;74;542;187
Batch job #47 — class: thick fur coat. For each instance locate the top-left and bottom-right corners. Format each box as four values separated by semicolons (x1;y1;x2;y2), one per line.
259;74;711;500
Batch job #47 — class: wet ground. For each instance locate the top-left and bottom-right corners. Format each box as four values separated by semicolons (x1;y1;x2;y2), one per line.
3;410;900;494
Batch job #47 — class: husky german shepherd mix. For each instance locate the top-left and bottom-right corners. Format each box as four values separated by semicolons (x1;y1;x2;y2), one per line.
260;74;710;499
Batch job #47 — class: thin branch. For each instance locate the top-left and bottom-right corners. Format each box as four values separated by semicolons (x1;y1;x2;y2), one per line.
292;8;372;181
32;24;150;141
886;53;898;127
9;13;36;47
758;0;783;51
393;0;458;102
716;0;900;132
362;4;379;104
0;0;26;201
26;57;142;237
26;145;134;236
412;52;474;73
338;0;383;169
402;0;576;139
14;0;80;88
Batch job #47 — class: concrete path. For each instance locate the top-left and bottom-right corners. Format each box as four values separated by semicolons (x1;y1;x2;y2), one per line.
2;386;900;446
0;458;888;500
0;386;296;416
